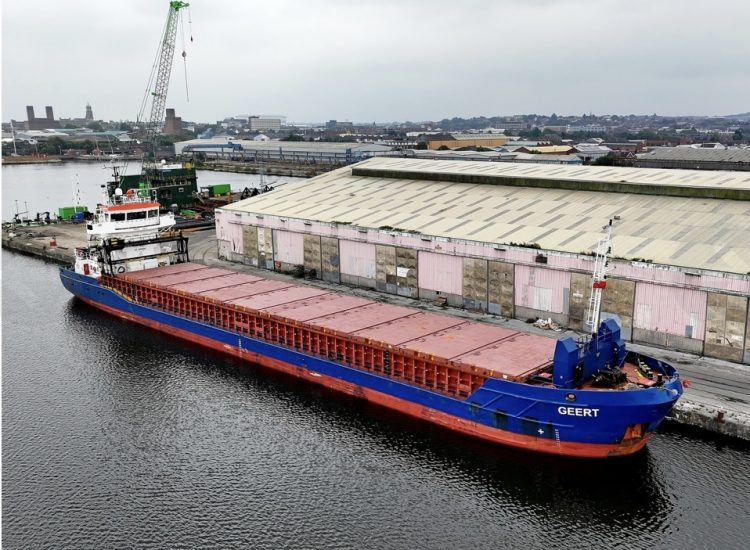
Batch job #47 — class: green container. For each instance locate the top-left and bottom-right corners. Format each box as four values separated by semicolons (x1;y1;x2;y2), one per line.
57;206;88;220
58;207;74;219
208;183;231;197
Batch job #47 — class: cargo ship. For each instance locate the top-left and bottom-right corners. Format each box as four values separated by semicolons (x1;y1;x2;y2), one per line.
60;186;683;458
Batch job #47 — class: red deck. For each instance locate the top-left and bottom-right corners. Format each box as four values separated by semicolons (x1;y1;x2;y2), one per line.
308;303;416;333
453;334;557;378
132;267;230;287
201;279;294;301
105;201;161;211
397;322;517;359
115;262;555;380
170;273;262;294
229;286;329;310
265;294;374;322
119;262;205;280
353;312;466;345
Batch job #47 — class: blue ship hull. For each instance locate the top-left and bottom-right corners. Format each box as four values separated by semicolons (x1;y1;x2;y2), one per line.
60;267;683;458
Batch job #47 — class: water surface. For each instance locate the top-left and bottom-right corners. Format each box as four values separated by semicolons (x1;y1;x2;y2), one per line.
2;161;298;220
3;250;749;549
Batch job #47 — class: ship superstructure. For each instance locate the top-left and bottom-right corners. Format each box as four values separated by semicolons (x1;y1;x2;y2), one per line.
74;179;187;277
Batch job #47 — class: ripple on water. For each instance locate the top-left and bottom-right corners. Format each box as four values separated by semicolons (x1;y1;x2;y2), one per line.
3;250;750;550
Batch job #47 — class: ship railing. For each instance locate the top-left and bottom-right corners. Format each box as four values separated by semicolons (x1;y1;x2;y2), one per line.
99;275;493;398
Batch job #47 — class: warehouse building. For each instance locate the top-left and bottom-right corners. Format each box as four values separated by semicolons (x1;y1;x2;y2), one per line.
175;137;393;164
634;147;750;171
216;158;750;364
425;133;509;150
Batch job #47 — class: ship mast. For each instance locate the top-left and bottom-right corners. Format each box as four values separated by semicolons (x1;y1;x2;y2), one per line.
585;219;613;334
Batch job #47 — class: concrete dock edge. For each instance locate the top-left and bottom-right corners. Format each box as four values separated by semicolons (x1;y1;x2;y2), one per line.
668;401;750;440
2;234;74;264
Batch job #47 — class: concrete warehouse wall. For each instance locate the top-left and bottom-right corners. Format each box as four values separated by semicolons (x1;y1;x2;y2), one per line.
488;261;514;318
515;265;570;326
320;237;340;283
303;234;322;278
704;293;749;363
569;275;636;340
243;225;259;266
215;214;750;364
463;257;489;312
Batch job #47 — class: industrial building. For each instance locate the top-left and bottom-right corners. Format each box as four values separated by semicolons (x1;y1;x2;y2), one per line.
248;116;282;132
175;137;393;164
216;158;750;364
402;149;583;165
164;108;183;135
635;147;750;171
25;105;60;130
425;133;509;150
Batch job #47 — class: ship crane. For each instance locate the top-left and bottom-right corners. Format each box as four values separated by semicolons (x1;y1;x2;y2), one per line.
137;0;191;165
585;219;614;334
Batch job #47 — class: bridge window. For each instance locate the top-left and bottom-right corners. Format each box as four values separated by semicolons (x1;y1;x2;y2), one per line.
111;213;125;222
127;211;147;220
147;209;159;218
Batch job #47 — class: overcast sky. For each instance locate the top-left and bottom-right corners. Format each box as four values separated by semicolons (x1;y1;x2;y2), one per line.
2;0;749;124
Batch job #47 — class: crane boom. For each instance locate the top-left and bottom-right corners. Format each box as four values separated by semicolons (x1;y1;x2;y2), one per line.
143;0;189;161
108;0;197;211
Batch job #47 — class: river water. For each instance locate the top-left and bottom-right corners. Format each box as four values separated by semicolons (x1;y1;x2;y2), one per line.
1;161;299;221
3;166;750;549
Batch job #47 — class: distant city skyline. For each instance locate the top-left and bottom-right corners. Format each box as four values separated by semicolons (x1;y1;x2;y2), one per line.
3;0;749;124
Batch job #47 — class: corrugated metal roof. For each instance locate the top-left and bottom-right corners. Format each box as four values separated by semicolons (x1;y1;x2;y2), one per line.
174;138;393;155
517;145;574;154
220;158;750;274
637;147;750;163
451;133;509;141
352;157;750;191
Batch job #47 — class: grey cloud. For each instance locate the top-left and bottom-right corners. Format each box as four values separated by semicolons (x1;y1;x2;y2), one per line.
2;0;749;123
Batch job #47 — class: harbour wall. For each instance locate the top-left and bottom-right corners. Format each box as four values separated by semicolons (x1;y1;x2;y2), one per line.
2;233;74;264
